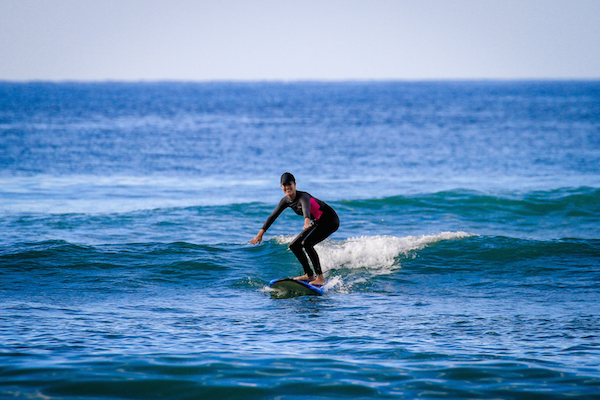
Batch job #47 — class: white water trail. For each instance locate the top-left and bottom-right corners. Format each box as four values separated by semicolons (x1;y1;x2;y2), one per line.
275;231;475;292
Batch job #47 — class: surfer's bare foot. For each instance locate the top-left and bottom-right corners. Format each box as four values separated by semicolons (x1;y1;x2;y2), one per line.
309;275;326;286
294;274;314;281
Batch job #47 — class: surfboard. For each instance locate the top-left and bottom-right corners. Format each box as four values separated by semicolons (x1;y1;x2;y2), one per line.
268;278;327;296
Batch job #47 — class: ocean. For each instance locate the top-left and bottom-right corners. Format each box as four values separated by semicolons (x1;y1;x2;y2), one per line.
1;81;599;399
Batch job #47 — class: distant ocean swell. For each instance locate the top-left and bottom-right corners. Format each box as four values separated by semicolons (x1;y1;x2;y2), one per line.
2;187;599;245
343;187;600;217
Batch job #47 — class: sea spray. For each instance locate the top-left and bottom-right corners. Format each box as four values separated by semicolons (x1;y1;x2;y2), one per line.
273;232;476;293
275;231;474;273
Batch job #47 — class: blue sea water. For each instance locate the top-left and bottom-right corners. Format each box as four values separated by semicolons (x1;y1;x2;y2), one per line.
1;81;599;399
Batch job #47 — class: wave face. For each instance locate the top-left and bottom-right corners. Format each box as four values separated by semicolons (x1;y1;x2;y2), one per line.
1;81;600;399
339;187;600;240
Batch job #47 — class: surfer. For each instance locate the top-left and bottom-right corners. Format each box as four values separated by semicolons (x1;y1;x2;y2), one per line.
250;172;339;286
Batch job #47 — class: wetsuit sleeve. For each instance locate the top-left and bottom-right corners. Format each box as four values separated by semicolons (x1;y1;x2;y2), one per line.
298;192;312;220
261;197;289;232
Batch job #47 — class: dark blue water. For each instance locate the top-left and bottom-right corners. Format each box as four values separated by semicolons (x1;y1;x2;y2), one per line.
1;81;599;399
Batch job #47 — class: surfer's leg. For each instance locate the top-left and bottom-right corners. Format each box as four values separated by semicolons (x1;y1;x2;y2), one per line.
289;227;315;278
302;228;330;276
303;244;323;275
302;239;326;285
301;212;340;280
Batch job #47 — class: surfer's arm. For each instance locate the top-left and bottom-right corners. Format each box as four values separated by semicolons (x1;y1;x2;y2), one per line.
298;193;312;229
251;198;288;245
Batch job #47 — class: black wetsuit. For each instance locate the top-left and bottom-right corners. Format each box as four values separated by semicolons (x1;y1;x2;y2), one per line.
261;191;339;277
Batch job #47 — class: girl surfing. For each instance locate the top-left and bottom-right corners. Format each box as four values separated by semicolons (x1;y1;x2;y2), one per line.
250;173;340;286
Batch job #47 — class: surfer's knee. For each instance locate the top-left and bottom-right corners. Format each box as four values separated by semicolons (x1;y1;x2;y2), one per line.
300;238;313;250
289;239;302;252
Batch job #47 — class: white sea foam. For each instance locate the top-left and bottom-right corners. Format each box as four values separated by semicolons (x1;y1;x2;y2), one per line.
275;231;475;273
275;231;474;293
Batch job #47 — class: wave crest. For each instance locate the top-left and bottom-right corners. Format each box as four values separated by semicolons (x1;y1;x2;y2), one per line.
275;231;475;273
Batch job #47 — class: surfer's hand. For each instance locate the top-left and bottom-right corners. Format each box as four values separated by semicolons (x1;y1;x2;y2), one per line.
303;218;311;230
250;230;264;245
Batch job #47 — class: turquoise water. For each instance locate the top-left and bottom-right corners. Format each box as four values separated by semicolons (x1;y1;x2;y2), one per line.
1;81;599;399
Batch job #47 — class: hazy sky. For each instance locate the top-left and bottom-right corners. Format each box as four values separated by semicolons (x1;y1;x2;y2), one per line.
1;0;599;81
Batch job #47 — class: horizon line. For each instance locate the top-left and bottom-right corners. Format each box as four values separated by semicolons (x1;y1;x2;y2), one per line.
1;77;599;84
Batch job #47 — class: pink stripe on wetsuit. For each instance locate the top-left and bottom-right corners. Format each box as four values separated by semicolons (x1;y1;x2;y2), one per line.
310;197;323;221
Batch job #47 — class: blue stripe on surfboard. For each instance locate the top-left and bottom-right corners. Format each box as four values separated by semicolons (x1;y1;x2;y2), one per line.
269;278;327;295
